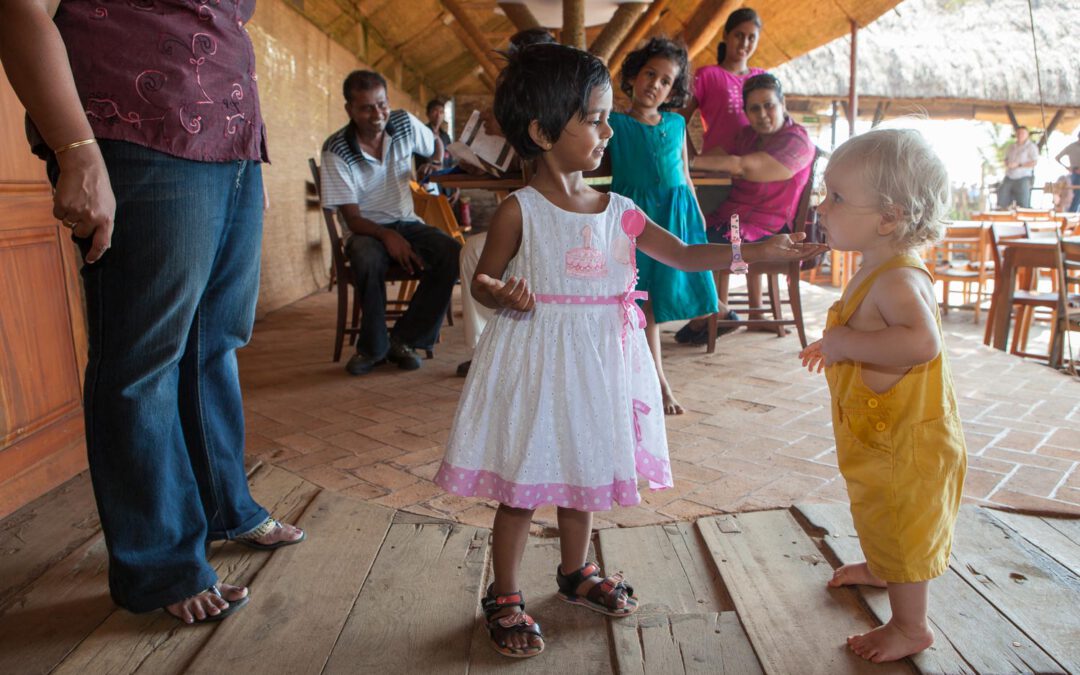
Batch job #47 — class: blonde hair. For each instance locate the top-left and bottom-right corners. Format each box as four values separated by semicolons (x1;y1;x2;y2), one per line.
829;128;950;249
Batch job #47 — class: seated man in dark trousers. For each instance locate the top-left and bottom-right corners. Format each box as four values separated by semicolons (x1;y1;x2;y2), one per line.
320;70;461;375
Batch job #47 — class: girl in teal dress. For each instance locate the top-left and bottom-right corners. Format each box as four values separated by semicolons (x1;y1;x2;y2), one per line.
609;38;719;414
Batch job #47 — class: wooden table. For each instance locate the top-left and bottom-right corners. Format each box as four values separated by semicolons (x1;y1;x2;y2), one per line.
432;172;731;192
988;237;1063;351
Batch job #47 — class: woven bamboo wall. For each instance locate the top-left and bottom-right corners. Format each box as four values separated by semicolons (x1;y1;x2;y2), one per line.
250;0;423;317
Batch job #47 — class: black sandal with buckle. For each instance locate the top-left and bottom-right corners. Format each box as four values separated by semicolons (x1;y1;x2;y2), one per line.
481;584;545;658
556;562;639;617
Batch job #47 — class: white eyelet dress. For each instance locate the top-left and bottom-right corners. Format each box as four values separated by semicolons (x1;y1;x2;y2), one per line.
435;186;672;511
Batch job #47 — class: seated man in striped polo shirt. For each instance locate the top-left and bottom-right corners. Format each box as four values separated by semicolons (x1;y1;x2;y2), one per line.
320;70;462;375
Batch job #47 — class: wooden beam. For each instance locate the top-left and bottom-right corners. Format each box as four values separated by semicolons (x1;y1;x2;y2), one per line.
325;0;442;101
847;19;858;136
448;66;485;95
563;0;586;49
1005;105;1020;130
608;0;670;81
441;0;501;85
589;3;647;64
680;0;744;61
1039;109;1065;150
497;2;541;32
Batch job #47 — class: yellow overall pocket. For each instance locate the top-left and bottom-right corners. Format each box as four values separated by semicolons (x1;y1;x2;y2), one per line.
911;416;965;481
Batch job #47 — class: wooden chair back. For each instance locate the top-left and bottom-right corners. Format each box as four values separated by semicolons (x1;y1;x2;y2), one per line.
410;182;467;245
1050;238;1080;368
1024;219;1063;239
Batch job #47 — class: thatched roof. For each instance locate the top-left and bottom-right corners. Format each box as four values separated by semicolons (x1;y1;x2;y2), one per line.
772;0;1080;130
283;0;904;101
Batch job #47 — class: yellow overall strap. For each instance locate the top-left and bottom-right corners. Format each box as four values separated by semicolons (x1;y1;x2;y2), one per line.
838;253;930;325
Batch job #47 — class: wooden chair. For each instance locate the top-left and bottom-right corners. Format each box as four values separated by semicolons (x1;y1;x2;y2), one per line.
705;149;822;351
309;158;424;362
982;221;1028;345
1049;237;1080;369
925;222;991;323
410;182;467;246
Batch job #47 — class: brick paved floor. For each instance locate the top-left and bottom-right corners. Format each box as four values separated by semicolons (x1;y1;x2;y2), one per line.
238;280;1080;532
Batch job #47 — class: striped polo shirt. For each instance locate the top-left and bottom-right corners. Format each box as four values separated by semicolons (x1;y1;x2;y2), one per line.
319;110;436;224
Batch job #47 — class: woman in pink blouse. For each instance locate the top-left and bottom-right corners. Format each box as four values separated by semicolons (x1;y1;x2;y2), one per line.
682;8;765;157
691;74;816;328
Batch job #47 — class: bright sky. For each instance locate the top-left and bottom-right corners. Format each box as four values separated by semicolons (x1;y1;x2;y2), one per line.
803;116;1078;209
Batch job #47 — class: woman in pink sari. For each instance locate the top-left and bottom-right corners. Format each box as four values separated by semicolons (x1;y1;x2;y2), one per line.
690;74;816;328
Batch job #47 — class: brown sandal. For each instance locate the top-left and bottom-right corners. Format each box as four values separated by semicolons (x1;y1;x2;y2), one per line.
481;584;545;658
556;562;639;617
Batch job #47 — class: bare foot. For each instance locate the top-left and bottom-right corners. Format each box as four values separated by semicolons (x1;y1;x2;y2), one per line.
165;583;248;624
661;386;685;415
848;621;934;663
828;562;887;589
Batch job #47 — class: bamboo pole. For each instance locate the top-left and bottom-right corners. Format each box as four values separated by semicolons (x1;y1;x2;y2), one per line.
680;0;744;61
847;19;858;137
589;3;647;64
441;0;501;84
608;0;670;81
498;2;541;32
562;0;586;49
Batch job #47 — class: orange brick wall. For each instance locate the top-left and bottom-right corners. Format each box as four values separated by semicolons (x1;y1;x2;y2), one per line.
249;0;423;317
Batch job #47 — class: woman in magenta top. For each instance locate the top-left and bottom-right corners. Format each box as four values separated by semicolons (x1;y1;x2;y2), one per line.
693;74;816;324
683;7;765;156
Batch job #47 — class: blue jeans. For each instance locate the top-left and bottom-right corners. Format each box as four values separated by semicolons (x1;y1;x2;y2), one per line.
51;140;268;612
997;175;1033;209
1069;172;1080;213
345;220;460;360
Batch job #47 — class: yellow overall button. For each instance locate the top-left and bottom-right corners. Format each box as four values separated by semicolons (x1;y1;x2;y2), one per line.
875;421;887;431
867;399;879;408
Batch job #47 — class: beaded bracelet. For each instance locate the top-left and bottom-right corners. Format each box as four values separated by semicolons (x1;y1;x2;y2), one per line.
729;214;749;274
54;138;97;155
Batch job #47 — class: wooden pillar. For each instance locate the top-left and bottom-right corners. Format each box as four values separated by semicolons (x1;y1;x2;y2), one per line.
608;0;670;81
441;0;501;84
1039;108;1065;150
871;100;889;128
562;0;586;49
847;19;858;137
1005;105;1020;131
681;0;744;61
830;100;838;150
498;2;542;32
590;3;647;64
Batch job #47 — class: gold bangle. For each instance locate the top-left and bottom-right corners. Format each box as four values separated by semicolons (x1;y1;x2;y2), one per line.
54;138;97;155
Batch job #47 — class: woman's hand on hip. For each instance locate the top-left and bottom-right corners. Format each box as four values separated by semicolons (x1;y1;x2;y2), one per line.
54;143;115;264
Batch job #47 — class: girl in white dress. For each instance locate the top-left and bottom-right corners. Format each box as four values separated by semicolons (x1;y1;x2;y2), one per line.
434;43;824;659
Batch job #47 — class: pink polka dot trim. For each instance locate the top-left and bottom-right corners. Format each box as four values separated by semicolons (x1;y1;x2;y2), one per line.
433;450;672;512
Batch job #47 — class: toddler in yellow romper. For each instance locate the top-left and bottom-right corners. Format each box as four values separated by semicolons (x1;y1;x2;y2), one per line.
799;128;966;664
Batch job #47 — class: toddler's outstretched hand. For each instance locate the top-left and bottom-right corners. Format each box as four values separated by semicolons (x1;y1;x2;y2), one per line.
798;339;826;374
754;232;829;263
477;273;536;312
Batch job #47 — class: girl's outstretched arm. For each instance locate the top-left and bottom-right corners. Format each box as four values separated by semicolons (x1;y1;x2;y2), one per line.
471;195;534;310
637;217;827;272
821;268;941;367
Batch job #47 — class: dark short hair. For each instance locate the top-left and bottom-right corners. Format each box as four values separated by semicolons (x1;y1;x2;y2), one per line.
620;37;691;110
742;72;783;105
427;99;444;114
343;70;387;102
717;7;762;62
494;43;611;160
509;27;556;52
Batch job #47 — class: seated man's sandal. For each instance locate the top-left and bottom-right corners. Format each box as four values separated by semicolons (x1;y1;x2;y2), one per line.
556;562;639;617
481;584;545;658
234;517;306;550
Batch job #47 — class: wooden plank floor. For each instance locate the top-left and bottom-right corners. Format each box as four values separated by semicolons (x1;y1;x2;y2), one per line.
1;471;1078;674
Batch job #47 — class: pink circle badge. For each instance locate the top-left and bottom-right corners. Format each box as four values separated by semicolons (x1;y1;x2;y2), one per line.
621;209;645;237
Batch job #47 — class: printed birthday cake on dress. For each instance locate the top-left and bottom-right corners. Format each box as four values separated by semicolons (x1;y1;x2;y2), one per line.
565;225;607;278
